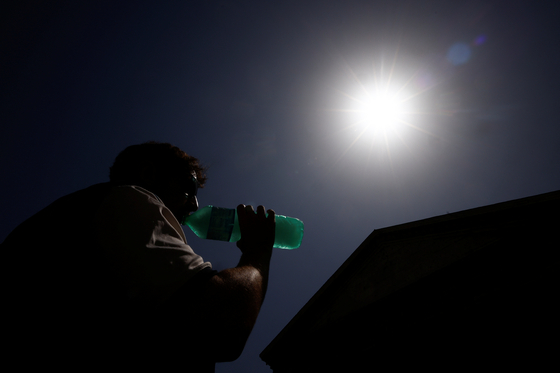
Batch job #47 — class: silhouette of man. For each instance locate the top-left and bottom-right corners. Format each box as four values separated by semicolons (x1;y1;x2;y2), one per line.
2;142;275;372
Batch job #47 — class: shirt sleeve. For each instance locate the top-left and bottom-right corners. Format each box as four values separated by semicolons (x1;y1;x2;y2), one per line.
94;185;212;306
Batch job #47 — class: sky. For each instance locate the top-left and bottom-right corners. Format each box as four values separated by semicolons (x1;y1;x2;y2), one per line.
2;0;559;371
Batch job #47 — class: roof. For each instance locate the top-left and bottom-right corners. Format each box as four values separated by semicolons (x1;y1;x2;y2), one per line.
261;189;560;370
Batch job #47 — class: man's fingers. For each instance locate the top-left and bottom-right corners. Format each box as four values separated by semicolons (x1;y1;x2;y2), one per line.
236;204;276;252
237;204;245;217
266;209;275;221
238;204;273;221
256;205;266;217
237;204;247;226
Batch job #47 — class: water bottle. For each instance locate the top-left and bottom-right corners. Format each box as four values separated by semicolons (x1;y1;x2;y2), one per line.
181;205;303;249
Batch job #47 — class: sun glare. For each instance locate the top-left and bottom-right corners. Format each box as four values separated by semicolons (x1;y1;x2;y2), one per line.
323;50;439;170
359;92;405;131
321;36;487;175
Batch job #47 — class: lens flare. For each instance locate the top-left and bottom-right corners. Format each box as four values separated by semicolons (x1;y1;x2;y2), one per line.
447;42;472;65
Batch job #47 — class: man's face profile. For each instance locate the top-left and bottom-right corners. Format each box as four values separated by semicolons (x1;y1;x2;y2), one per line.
156;171;199;224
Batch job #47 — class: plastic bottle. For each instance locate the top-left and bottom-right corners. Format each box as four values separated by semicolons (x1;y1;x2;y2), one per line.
181;205;303;249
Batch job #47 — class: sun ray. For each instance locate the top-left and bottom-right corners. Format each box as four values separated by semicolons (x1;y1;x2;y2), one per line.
339;54;370;98
366;136;375;172
394;63;427;98
398;119;445;142
400;81;441;104
385;44;401;95
383;131;396;179
392;127;413;155
319;117;372;148
371;58;379;92
333;126;370;166
319;108;363;113
330;87;367;105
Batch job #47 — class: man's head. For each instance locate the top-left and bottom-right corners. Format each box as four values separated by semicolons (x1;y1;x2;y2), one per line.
109;141;207;223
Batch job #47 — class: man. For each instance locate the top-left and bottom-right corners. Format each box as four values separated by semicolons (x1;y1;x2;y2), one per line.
2;141;275;372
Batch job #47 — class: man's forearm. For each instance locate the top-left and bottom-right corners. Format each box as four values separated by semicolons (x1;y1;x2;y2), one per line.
212;252;271;325
236;251;271;296
198;253;271;362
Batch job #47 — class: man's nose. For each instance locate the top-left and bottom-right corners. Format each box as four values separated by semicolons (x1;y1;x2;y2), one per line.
189;195;199;211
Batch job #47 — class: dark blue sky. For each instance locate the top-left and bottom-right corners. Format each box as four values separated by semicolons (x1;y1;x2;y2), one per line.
2;1;559;371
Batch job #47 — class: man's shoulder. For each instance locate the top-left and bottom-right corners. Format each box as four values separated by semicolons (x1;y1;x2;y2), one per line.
98;184;187;238
51;182;114;206
109;184;162;201
3;182;114;243
101;184;165;213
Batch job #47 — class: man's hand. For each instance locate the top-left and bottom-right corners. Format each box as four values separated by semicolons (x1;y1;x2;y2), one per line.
236;204;275;258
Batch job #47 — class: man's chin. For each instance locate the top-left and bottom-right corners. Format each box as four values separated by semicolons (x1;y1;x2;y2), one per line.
178;212;191;225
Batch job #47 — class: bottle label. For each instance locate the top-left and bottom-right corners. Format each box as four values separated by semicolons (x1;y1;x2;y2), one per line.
207;207;235;241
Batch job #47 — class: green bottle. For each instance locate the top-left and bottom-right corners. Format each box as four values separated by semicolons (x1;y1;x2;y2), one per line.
181;205;303;250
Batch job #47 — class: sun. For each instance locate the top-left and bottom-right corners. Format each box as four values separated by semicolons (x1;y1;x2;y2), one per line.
323;51;440;169
358;91;406;131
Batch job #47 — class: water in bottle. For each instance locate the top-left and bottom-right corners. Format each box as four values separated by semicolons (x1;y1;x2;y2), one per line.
181;205;303;249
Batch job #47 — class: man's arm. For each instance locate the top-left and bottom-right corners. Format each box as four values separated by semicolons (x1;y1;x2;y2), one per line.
193;204;275;362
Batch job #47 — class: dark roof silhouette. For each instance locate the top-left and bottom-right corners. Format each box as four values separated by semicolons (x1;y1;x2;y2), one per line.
261;190;560;371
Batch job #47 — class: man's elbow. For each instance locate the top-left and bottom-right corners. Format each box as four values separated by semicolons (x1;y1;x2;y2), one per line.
213;346;244;363
211;331;251;362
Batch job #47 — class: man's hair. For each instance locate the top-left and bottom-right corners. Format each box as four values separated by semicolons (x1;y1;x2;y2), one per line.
109;141;207;187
